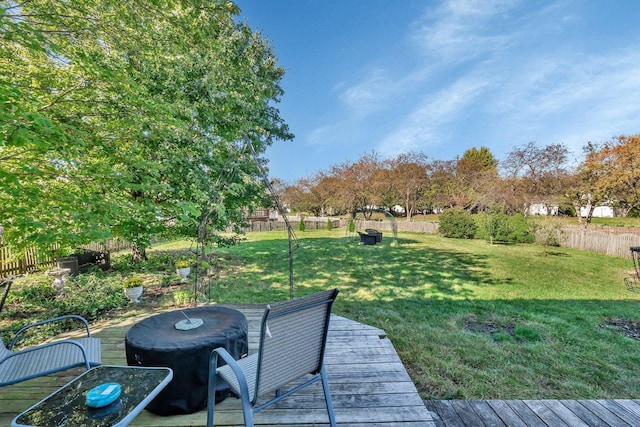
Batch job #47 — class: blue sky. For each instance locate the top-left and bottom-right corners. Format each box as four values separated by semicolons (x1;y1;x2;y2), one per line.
235;0;640;183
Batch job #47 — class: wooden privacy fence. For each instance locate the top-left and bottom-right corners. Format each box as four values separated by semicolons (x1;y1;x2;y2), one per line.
346;220;640;259
0;245;53;277
563;226;640;259
236;218;341;232
3;222;639;276
0;239;132;277
344;219;440;234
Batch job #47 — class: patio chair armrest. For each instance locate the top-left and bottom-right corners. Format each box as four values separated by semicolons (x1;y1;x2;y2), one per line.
1;339;91;369
210;347;251;399
9;315;92;349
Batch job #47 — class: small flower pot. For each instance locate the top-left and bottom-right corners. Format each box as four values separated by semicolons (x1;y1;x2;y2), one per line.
124;286;143;303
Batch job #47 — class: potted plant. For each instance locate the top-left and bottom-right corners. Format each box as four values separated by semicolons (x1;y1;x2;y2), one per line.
123;276;144;303
175;260;191;278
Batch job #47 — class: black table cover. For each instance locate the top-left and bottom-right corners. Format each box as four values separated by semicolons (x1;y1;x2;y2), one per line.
125;306;248;415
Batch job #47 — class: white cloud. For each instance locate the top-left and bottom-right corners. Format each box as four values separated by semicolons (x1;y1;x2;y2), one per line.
409;0;519;62
295;0;640;175
376;77;489;157
337;68;394;117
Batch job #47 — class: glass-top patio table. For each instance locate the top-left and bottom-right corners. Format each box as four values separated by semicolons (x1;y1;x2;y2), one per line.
12;365;173;427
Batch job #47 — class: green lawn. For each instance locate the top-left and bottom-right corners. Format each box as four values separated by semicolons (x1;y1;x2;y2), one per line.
4;229;640;400
194;229;640;400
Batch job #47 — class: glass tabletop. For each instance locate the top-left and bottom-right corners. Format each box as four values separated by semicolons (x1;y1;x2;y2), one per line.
12;365;172;427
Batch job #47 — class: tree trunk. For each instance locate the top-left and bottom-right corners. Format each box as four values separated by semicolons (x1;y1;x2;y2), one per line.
584;204;596;228
572;202;583;227
131;243;148;263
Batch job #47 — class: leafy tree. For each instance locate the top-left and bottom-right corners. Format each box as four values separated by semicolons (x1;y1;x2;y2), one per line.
456;147;500;212
502;141;570;216
330;152;382;219
288;172;337;216
382;152;429;221
1;0;292;261
423;160;458;211
459;146;498;170
586;135;640;217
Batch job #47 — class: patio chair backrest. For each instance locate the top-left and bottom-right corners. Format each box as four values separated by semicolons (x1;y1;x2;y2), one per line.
0;315;101;386
253;288;338;400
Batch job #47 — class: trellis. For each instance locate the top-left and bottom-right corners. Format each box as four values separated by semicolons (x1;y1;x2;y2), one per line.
624;246;640;292
189;140;298;305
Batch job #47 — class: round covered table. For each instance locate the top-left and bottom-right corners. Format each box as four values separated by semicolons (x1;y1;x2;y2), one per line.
125;306;248;415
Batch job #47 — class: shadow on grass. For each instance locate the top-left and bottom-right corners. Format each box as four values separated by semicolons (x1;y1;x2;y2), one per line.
212;235;507;303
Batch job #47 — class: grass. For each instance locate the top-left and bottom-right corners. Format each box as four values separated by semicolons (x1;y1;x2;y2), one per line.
3;229;640;401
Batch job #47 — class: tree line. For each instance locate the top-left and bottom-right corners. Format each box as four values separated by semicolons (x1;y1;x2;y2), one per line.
281;135;640;225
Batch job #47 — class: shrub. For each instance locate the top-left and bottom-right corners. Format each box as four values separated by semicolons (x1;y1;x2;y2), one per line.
475;211;510;243
327;218;333;231
533;218;567;256
298;218;306;232
475;212;533;244
173;289;193;306
348;219;355;233
439;208;477;239
508;213;534;243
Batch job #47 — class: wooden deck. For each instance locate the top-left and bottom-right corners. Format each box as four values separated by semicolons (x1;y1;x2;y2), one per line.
425;399;640;426
0;304;434;426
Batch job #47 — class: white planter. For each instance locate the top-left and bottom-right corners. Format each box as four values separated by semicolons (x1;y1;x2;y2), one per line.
176;267;191;278
124;286;143;303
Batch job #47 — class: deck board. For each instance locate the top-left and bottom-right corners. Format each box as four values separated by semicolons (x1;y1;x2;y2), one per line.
424;400;640;427
5;305;639;427
0;305;434;426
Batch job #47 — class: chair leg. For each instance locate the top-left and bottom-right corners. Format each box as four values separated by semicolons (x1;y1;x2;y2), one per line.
207;355;219;427
320;366;337;427
239;391;255;427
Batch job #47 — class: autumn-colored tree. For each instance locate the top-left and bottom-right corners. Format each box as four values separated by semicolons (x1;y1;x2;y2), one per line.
562;143;607;226
502;142;570;216
287;172;339;216
330;153;382;218
585;135;640;217
381;152;429;220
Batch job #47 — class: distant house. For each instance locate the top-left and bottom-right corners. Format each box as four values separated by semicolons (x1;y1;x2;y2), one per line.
248;208;282;222
248;208;271;222
580;206;615;218
528;203;559;216
391;205;405;214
